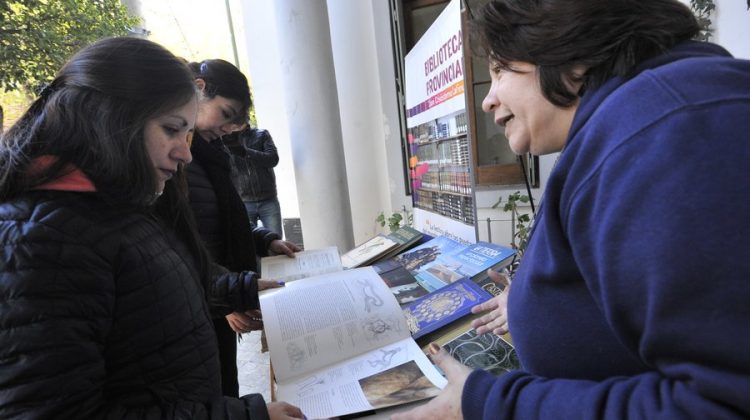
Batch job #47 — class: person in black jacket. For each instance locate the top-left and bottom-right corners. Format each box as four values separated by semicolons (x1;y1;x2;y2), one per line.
0;37;302;420
185;59;302;397
220;126;283;237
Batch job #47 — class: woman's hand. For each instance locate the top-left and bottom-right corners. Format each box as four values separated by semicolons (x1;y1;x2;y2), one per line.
470;269;511;336
269;239;301;257
267;401;305;419
258;278;286;291
391;344;472;420
225;311;263;334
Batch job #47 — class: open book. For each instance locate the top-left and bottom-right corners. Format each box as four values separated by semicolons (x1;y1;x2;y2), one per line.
260;246;342;283
259;267;447;419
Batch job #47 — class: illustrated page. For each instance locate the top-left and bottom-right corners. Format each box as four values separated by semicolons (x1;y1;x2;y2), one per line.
276;338;447;419
260;267;410;381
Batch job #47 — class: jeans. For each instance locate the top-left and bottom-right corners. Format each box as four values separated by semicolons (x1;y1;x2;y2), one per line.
244;197;283;237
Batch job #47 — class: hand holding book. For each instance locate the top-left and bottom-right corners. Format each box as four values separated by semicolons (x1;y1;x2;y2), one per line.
391;343;469;420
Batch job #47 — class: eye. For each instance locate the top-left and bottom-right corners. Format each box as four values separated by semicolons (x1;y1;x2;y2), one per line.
222;109;232;120
162;125;179;136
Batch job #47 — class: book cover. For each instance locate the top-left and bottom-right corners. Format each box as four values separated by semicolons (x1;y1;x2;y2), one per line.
379;265;430;306
402;277;492;340
393;235;464;275
341;234;399;269
375;226;424;262
442;329;520;376
472;263;514;297
414;242;515;292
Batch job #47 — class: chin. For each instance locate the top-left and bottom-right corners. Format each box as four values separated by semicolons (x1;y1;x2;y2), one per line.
508;139;530;156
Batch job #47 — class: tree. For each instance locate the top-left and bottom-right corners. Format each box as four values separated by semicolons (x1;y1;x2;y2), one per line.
0;0;139;92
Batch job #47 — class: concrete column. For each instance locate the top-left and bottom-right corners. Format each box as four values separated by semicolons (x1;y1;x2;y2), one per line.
326;0;392;244
272;0;354;251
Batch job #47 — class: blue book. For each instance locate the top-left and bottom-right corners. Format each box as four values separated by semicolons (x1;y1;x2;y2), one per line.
415;242;515;292
393;235;464;275
402;277;492;340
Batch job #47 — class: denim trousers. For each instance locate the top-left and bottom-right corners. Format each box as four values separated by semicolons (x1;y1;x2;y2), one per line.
243;197;282;237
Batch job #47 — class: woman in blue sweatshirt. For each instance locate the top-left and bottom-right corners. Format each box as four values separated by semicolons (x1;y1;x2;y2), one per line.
395;1;750;419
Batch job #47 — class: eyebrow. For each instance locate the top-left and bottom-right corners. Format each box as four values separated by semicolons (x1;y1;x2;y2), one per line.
164;115;189;127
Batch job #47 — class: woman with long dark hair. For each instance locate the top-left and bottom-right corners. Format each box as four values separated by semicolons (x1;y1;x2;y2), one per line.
0;37;302;419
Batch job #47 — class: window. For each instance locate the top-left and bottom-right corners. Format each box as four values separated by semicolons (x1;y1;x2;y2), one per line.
391;0;538;189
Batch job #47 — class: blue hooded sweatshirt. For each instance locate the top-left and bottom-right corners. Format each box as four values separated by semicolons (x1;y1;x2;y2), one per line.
462;41;750;419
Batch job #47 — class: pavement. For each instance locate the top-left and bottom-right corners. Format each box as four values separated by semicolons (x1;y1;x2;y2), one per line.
236;330;272;401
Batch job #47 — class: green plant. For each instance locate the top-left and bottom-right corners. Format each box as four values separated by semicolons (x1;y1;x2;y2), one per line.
376;207;412;233
493;191;531;256
691;0;715;41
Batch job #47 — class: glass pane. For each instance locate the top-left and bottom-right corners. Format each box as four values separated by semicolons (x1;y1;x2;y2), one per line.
407;3;449;49
473;82;517;166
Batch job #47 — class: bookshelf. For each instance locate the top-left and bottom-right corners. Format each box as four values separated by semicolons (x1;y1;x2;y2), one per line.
409;112;475;225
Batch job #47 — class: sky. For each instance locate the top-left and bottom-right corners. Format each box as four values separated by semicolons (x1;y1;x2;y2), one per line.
124;0;251;75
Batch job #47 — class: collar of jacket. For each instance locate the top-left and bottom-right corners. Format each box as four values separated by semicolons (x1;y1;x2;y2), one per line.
567;41;731;143
191;133;231;170
29;155;97;192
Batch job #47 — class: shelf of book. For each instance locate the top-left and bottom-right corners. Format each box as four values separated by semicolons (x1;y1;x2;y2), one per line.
409;114;474;226
414;189;475;225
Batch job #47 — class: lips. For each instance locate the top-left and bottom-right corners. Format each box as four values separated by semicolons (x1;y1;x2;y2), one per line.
497;114;514;127
160;169;175;180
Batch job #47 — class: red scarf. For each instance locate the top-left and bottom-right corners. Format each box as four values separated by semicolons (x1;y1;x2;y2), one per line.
29;155;97;192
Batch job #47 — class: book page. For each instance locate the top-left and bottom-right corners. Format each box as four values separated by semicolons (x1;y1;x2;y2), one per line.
341;235;399;269
260;267;411;381
276;338;447;419
260;246;342;283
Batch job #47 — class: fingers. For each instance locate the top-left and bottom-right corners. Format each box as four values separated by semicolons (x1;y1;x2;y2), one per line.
258;278;285;291
427;344;471;379
280;242;298;257
267;401;305;419
470;297;499;314
487;268;510;287
226;312;263;333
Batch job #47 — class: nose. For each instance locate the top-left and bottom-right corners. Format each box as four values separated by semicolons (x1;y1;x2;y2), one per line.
482;83;499;114
173;139;193;164
220;123;239;135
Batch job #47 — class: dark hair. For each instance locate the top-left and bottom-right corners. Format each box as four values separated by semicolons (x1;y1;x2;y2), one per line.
0;36;197;205
1;37;213;293
471;0;700;107
188;59;251;125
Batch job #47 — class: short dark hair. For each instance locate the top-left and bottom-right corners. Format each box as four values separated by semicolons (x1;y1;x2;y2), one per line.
188;59;251;125
0;36;197;205
471;0;700;107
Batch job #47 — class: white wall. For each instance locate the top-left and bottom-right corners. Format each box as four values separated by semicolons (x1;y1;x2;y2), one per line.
713;0;750;59
240;1;300;226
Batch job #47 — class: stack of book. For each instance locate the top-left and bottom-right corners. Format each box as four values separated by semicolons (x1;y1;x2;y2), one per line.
340;226;423;269
257;234;521;418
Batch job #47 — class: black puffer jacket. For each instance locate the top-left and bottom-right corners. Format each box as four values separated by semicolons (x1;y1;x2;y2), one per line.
0;191;269;419
187;135;279;273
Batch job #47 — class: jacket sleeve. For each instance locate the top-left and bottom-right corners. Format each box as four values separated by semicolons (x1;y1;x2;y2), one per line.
210;263;261;316
251;223;281;257
239;129;279;168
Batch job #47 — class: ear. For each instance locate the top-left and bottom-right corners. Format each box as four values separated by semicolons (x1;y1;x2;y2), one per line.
194;78;206;92
567;64;588;95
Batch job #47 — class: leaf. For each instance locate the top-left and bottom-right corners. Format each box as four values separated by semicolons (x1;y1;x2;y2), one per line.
0;0;139;93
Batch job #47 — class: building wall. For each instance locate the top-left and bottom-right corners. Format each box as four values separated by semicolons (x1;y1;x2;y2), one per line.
239;1;750;248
